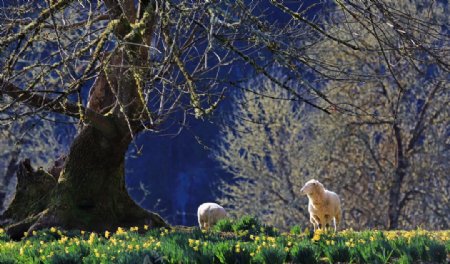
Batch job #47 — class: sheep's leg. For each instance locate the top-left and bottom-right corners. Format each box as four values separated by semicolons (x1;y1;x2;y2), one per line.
324;215;331;231
310;216;318;231
199;219;206;229
312;215;321;230
314;215;322;230
334;213;341;232
319;217;327;231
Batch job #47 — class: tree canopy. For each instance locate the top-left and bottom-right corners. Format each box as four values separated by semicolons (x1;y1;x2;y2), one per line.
0;0;447;236
215;0;449;230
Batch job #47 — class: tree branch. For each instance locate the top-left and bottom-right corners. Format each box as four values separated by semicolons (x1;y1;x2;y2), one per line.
1;79;80;118
407;81;443;152
270;0;360;51
0;80;118;138
0;0;72;48
398;189;426;214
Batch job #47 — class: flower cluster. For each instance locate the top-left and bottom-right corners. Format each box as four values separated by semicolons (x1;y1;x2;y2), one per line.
0;223;447;263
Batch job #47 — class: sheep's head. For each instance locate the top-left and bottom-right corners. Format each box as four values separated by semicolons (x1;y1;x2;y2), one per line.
300;179;325;196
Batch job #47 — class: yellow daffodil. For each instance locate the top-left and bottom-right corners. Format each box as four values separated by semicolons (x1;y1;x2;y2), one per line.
60;236;68;243
116;227;125;235
88;233;96;245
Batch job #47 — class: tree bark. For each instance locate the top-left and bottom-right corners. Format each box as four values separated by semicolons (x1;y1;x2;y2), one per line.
1;124;167;240
0;150;20;213
387;124;407;229
1;1;168;238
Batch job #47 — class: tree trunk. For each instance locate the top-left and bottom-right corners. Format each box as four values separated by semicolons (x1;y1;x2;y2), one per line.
2;124;167;239
387;163;407;229
0;150;19;213
387;124;407;230
1;15;167;237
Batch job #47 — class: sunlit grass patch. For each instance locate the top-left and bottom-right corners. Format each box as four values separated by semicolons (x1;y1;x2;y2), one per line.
0;219;448;263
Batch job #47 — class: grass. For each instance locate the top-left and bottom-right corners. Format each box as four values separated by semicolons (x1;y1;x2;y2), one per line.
0;217;448;263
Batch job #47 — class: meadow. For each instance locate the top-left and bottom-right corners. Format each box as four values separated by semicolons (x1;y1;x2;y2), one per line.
0;216;448;263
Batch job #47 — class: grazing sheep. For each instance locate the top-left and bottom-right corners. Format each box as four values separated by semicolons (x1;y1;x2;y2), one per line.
301;179;341;232
197;203;227;230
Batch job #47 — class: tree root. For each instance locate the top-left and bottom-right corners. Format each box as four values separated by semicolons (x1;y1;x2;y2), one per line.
1;159;168;240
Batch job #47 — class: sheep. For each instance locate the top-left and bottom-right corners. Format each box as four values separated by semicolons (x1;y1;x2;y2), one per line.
301;179;341;232
197;202;227;230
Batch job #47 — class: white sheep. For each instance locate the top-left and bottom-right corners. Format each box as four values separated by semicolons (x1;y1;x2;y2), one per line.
301;179;341;232
197;202;227;230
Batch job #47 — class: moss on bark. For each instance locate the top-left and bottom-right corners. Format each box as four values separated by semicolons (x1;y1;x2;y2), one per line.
1;124;167;240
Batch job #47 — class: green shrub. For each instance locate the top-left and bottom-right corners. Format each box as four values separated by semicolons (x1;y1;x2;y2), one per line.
253;245;287;264
261;225;279;237
213;218;234;233
0;229;9;242
389;238;406;260
290;241;317;264
212;241;253;263
427;241;446;263
212;241;234;263
396;254;413;264
158;234;197;263
113;251;165;264
414;236;429;261
355;243;386;263
49;251;89;264
0;252;15;264
407;242;426;261
290;225;302;235
0;226;448;263
323;242;351;263
232;215;261;234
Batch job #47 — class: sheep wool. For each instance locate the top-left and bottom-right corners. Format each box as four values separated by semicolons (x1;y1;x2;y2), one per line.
301;179;342;232
197;202;227;230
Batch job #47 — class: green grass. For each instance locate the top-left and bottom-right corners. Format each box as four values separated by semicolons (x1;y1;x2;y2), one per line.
0;217;448;263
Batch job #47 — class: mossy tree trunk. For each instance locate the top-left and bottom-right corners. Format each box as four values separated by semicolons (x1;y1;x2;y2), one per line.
2;122;167;239
1;0;169;239
33;124;166;231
